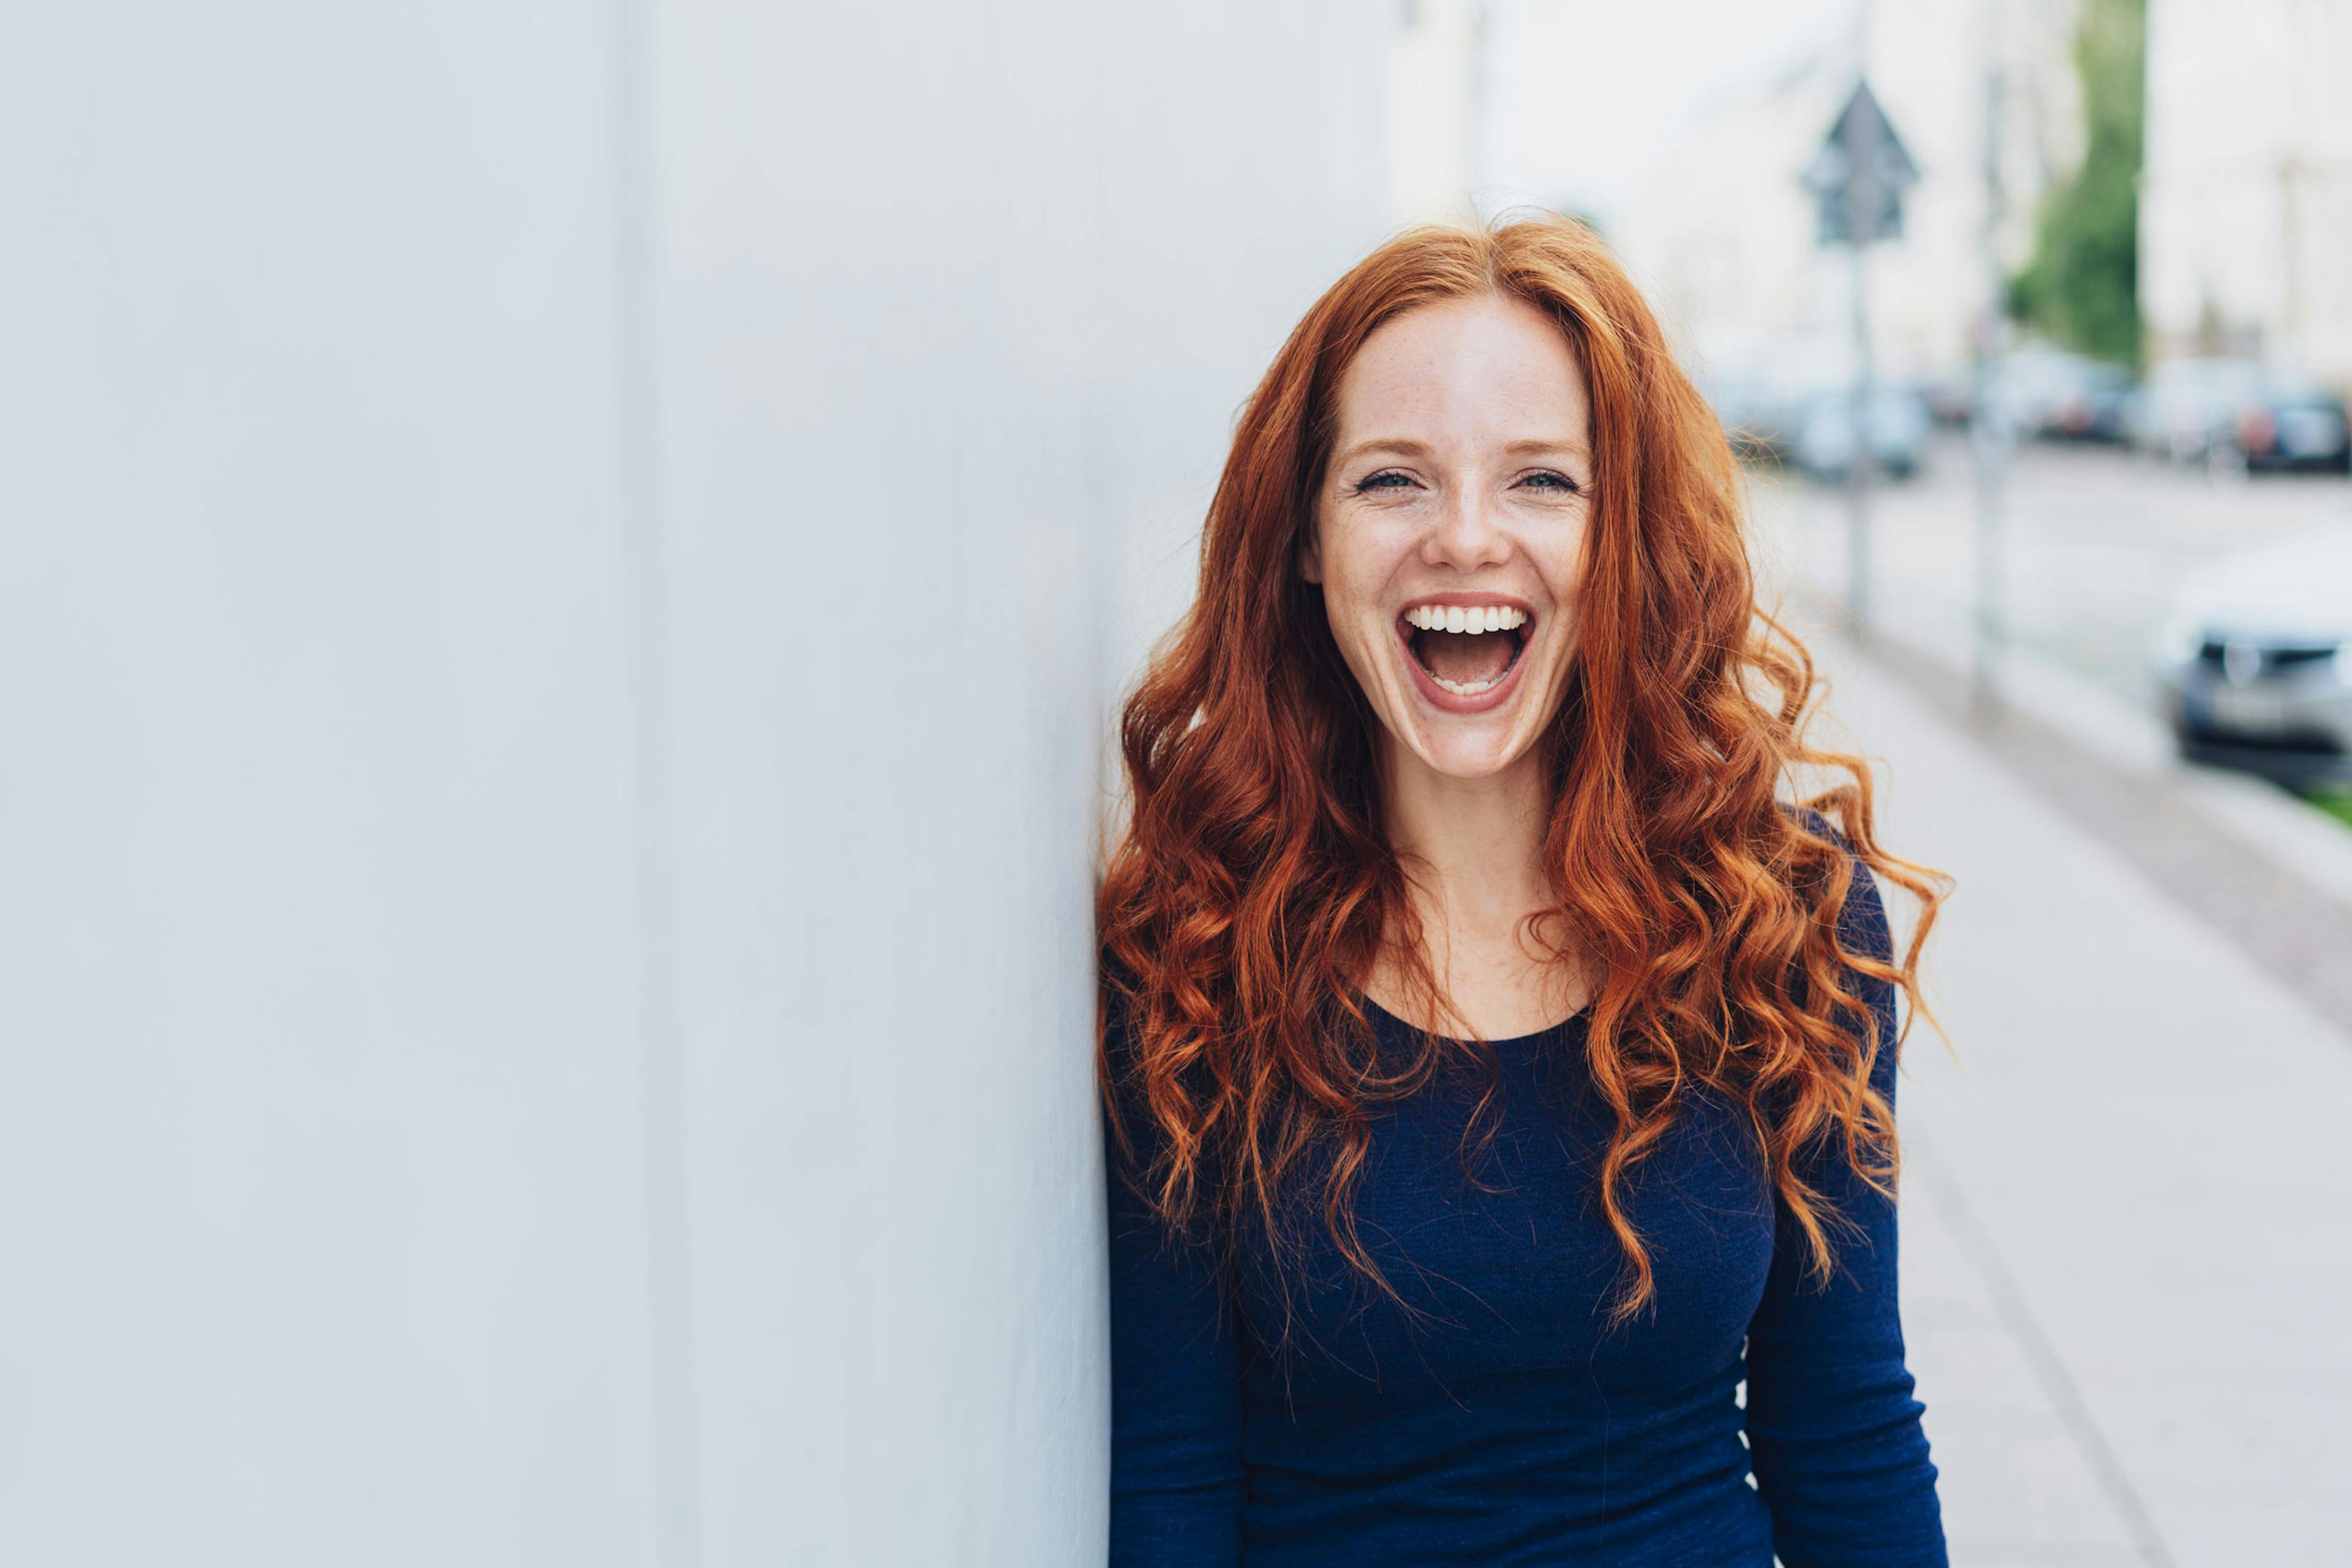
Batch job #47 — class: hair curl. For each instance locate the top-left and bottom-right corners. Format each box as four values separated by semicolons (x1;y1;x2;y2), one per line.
1098;215;1948;1329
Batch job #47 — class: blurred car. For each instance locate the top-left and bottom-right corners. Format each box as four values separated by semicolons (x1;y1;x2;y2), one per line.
1790;387;1930;481
2153;529;2352;787
2127;357;2266;465
2221;374;2351;473
2043;359;2132;442
1986;349;2132;442
1917;369;1975;427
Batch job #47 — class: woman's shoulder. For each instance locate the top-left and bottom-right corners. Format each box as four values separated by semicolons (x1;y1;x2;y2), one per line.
1776;801;1892;963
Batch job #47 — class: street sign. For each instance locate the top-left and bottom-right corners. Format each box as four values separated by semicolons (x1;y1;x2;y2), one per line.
1802;81;1918;247
1801;79;1920;643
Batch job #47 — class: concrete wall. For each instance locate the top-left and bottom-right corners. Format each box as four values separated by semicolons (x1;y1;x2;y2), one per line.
0;4;1386;1564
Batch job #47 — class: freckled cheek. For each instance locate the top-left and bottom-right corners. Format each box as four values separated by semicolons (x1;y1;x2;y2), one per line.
1319;547;1407;632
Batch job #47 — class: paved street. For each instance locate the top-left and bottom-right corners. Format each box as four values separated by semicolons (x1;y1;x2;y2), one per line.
1795;630;2352;1566
1759;435;2352;706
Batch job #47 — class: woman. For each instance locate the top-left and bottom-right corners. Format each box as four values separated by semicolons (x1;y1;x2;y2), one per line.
1098;216;1950;1566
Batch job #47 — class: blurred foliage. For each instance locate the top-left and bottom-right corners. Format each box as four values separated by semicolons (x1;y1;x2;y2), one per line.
2312;789;2352;831
2008;0;2144;366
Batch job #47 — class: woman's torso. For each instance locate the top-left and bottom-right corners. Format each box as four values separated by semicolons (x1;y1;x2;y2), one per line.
1219;999;1780;1566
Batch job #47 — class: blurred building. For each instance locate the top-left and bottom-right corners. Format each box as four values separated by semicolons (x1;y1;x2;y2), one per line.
1613;0;2084;388
1389;0;1487;224
2141;0;2352;386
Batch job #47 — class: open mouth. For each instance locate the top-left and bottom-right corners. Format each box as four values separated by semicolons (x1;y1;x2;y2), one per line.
1399;603;1530;698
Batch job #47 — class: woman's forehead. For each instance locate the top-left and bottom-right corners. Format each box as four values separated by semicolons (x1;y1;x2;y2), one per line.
1333;294;1590;451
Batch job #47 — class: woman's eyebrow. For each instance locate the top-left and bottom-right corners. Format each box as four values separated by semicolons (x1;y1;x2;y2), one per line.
1332;437;1433;467
1332;436;1593;467
1501;438;1592;461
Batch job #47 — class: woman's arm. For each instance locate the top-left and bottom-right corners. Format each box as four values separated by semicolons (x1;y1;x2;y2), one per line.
1103;997;1245;1564
1743;863;1948;1568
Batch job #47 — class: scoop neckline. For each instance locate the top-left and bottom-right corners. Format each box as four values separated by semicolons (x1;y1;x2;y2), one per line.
1354;990;1589;1050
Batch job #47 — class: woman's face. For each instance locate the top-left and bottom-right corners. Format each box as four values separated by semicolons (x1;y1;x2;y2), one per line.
1302;292;1594;782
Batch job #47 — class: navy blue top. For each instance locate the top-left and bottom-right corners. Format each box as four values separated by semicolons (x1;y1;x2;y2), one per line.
1104;866;1944;1566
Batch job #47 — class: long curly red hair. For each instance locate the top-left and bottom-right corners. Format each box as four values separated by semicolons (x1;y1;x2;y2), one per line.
1098;216;1947;1327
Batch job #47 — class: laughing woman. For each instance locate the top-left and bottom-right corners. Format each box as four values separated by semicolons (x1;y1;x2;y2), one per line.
1097;217;1951;1567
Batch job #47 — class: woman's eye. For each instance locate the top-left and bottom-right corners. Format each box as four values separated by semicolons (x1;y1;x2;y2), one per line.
1518;470;1581;494
1354;470;1416;492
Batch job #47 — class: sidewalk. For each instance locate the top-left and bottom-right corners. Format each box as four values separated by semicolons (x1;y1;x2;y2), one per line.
1814;638;2352;1566
1751;453;2352;921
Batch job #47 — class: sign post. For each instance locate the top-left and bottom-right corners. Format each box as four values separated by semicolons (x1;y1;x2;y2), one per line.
1971;55;2011;715
1801;81;1918;643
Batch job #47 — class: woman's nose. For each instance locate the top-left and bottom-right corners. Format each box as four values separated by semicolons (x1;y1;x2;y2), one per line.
1422;490;1512;571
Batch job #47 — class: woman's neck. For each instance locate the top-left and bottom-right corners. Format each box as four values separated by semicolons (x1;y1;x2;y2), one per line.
1373;738;1586;1036
1381;742;1553;933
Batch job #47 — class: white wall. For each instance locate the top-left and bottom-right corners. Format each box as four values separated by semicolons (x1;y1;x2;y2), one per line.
0;4;1387;1566
657;6;1386;1563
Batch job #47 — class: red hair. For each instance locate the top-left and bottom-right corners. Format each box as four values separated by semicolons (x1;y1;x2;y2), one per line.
1098;216;1947;1328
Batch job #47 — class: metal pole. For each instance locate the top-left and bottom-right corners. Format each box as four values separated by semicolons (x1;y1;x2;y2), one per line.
1848;247;1875;641
1845;96;1877;643
1971;35;2009;713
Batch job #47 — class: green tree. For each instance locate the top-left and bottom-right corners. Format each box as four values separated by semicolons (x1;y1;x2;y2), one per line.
2010;0;2144;366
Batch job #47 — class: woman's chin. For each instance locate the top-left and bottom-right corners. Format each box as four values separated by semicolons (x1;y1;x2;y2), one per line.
1393;720;1536;783
1380;671;1566;783
1354;655;1555;783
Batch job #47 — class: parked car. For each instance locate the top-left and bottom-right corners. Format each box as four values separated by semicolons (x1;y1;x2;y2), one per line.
2046;360;2132;442
1790;387;1931;482
1987;349;2132;442
2127;357;2266;464
2222;374;2351;473
1917;369;1975;427
2152;529;2352;786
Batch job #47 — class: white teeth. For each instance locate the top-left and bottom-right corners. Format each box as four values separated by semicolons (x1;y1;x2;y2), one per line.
1406;605;1528;633
1412;606;1524;697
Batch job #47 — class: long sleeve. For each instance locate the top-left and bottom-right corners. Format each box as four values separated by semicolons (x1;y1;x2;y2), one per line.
1103;997;1245;1565
1743;862;1947;1567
